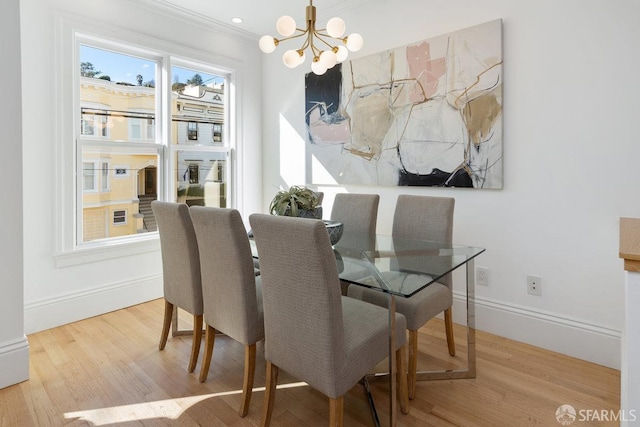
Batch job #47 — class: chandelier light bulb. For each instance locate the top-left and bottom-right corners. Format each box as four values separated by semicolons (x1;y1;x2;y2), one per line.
345;33;364;52
311;58;328;75
276;15;297;37
259;35;277;53
283;50;301;68
297;50;306;65
335;46;348;62
319;50;337;69
326;17;346;38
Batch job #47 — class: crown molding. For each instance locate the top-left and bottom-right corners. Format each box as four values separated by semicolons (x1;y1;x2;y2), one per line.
130;0;258;43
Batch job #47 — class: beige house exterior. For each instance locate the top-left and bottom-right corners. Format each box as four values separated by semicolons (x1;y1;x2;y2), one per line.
79;77;225;242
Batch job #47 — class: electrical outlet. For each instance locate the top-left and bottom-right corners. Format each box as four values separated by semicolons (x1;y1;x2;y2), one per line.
527;275;542;296
476;267;489;286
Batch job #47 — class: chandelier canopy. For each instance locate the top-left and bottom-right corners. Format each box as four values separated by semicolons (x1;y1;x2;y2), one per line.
258;0;363;75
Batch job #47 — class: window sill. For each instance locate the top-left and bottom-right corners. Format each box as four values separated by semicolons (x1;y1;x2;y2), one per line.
54;233;160;268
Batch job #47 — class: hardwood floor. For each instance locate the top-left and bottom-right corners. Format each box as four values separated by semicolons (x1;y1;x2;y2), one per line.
0;299;620;426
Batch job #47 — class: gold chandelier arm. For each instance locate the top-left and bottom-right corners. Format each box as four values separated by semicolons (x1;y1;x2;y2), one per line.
276;31;309;45
313;32;337;50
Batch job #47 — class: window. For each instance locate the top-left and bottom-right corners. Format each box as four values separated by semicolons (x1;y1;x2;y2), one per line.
129;115;155;141
78;43;160;243
213;123;222;143
188;164;199;184
101;161;110;191
113;165;129;177
187;122;198;140
172;64;228;208
83;161;110;192
81;110;108;138
83;162;96;191
146;118;155;140
113;210;127;225
72;35;231;249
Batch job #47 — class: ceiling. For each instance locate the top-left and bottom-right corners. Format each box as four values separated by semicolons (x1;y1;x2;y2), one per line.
154;0;380;38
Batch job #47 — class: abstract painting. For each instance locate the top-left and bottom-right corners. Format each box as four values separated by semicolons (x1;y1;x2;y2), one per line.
305;19;503;188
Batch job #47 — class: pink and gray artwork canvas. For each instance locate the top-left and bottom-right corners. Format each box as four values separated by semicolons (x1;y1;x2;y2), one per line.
305;19;503;188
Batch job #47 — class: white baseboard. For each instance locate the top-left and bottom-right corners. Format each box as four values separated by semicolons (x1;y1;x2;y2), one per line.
452;292;622;370
0;337;29;389
24;274;163;334
22;276;621;370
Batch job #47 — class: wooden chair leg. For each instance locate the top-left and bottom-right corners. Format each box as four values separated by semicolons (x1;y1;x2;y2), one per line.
159;300;173;350
396;345;409;415
188;314;203;373
239;344;257;417
444;308;456;356
171;305;179;337
408;329;418;400
199;325;216;382
329;396;344;427
261;361;278;427
339;280;350;296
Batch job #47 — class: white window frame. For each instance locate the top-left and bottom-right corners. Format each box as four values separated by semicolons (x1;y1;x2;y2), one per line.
81;112;109;138
113;165;130;178
75;35;164;249
187;121;198;141
169;57;232;206
100;160;110;191
83;161;98;192
128;113;155;141
53;17;237;267
113;209;127;225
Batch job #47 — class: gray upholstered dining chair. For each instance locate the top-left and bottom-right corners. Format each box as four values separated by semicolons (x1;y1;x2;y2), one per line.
151;201;204;373
249;213;408;426
330;193;379;241
189;206;264;417
347;194;455;399
330;193;379;295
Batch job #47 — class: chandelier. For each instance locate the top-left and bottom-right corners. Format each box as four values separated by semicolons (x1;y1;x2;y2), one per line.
258;0;363;75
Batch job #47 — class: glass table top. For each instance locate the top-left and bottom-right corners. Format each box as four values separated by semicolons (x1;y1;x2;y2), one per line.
250;231;485;298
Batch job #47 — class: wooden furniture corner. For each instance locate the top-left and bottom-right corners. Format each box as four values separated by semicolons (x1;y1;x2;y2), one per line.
620;217;640;272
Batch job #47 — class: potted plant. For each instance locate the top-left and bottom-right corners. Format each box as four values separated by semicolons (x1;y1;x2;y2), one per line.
269;185;322;218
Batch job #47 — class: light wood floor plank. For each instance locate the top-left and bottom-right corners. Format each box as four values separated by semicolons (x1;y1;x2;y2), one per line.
0;299;620;426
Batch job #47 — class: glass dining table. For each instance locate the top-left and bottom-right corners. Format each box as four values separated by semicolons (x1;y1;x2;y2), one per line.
251;229;485;427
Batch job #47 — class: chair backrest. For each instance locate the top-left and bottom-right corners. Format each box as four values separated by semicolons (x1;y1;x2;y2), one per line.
314;191;324;206
151;201;203;315
392;195;454;242
392;195;455;287
330;193;379;236
189;206;263;345
249;214;344;393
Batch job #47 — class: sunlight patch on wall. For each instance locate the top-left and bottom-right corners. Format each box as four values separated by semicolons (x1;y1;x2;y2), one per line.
279;114;306;187
312;154;339;185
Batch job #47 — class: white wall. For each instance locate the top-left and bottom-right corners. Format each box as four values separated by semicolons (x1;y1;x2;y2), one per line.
0;0;29;389
261;0;640;368
18;0;263;333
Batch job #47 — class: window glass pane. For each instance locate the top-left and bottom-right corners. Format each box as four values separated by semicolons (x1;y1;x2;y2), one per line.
131;121;142;139
113;210;127;224
175;150;227;207
78;42;161;245
101;162;109;191
213;123;222;143
171;66;225;146
80;45;156;143
81;148;158;242
83;162;96;191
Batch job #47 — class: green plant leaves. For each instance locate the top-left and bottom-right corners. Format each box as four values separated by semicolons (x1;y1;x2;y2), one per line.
269;185;319;217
